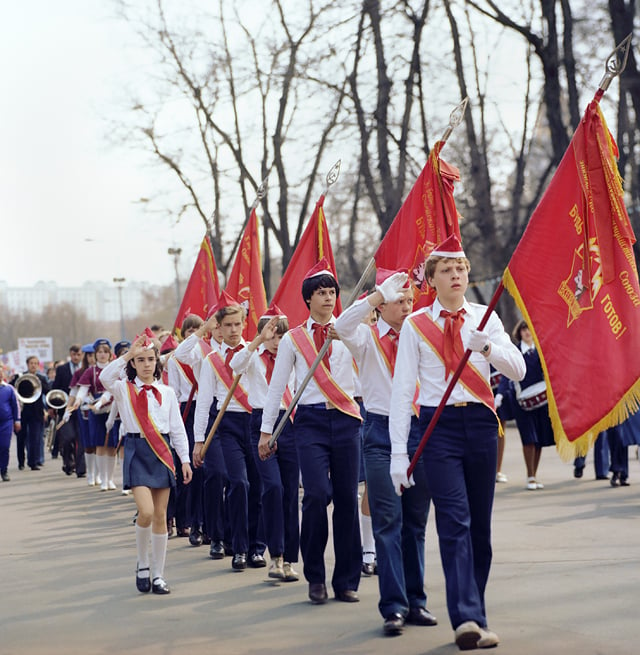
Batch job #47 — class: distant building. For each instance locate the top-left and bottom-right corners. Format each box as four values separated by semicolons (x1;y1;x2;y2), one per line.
0;280;158;322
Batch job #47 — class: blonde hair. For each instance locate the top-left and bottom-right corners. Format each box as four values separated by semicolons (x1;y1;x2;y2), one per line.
215;304;246;324
425;256;471;287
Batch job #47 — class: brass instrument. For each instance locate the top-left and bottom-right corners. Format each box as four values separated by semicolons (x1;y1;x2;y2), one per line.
45;389;69;451
15;373;42;404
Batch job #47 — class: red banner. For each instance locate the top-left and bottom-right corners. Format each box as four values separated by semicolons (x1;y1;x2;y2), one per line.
271;196;342;327
504;100;640;456
173;236;221;333
225;208;268;340
374;141;461;308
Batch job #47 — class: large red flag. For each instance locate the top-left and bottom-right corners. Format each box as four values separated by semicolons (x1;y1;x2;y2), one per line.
225;208;268;340
173;236;221;333
374;141;462;307
270;195;342;328
503;100;640;457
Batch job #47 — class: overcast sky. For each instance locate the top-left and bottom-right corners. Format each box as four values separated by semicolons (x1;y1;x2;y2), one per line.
1;0;206;289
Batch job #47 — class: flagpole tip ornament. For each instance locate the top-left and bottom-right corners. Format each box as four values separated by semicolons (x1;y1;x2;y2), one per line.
325;160;341;189
598;33;632;94
441;96;469;142
303;256;336;281
428;235;466;259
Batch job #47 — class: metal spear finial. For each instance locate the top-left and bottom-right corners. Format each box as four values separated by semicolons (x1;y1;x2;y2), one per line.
598;33;632;93
250;175;269;210
441;96;469;143
324;159;341;193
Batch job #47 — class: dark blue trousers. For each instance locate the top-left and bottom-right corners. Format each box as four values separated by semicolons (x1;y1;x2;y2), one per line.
294;405;361;593
418;404;497;630
364;412;430;618
250;409;300;562
203;402;228;543
22;419;44;468
216;410;264;556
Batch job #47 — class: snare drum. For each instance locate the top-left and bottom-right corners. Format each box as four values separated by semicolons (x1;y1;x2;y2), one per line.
515;380;548;411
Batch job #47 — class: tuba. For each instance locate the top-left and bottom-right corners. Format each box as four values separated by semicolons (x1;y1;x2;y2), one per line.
45;389;69;452
15;373;42;404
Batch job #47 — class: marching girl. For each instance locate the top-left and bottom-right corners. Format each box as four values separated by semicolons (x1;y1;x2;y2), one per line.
72;339;117;490
100;333;192;594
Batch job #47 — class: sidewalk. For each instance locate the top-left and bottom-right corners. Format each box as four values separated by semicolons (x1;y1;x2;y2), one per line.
1;426;638;655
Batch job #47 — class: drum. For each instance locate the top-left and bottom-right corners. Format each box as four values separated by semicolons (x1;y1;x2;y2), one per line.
515;380;548;411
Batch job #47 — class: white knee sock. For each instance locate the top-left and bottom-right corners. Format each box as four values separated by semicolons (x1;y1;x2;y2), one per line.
151;532;168;580
136;524;152;575
361;514;376;562
85;453;95;483
107;455;117;484
97;455;107;487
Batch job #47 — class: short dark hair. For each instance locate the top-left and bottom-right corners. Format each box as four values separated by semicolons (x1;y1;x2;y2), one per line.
26;356;38;366
512;319;528;342
257;316;289;335
125;345;163;381
181;314;204;334
301;274;340;308
69;344;81;353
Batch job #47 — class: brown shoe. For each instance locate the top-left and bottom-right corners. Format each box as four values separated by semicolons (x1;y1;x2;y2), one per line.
335;589;359;603
308;583;328;604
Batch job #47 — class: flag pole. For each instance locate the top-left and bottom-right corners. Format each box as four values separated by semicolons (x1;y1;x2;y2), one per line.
199;178;269;455
594;33;632;100
269;101;469;448
407;280;504;478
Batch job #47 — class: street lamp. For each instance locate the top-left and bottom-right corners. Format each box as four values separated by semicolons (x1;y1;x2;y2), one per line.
113;277;126;340
167;247;182;314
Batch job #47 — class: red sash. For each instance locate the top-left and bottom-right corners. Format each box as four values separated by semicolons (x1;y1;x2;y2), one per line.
199;338;212;358
125;382;175;474
260;350;295;420
206;351;252;413
370;325;397;376
176;360;198;391
289;326;362;421
409;311;496;413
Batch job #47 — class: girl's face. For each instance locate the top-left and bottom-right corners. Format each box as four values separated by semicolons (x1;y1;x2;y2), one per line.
95;346;111;364
131;350;158;382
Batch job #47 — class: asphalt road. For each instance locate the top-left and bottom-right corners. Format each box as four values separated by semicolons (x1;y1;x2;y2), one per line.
1;426;638;655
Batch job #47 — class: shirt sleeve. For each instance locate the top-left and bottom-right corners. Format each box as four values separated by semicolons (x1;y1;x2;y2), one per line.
99;357;128;395
260;335;295;434
484;312;526;381
174;333;202;367
166;387;190;463
230;347;254;375
334;298;373;361
194;356;215;443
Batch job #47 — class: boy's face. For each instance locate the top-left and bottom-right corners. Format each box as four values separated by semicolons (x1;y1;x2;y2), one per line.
131;350;158;380
379;289;414;326
428;259;469;299
27;358;39;374
308;286;336;317
220;313;245;347
264;332;284;355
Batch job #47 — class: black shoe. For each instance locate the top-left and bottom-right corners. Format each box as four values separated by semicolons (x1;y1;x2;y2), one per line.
620;477;630;486
30;465;41;471
383;613;405;636
308;583;328;604
1;471;10;482
248;552;266;568
231;553;247;570
596;475;609;480
136;566;151;593
18;464;24;470
610;472;620;487
189;529;204;547
223;542;233;556
209;542;225;559
202;533;212;545
406;606;438;626
362;561;375;576
573;466;584;478
152;577;171;594
76;472;86;478
335;589;359;603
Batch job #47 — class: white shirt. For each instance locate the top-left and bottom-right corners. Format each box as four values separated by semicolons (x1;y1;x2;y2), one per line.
167;355;197;403
260;316;356;435
99;357;190;463
334;297;397;416
174;333;220;381
193;340;249;443
231;345;294;410
389;297;526;452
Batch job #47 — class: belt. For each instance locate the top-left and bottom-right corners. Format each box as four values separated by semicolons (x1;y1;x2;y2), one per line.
126;432;169;439
452;402;482;408
299;402;336;411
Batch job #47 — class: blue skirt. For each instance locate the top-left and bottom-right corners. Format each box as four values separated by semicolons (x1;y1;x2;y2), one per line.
123;434;176;490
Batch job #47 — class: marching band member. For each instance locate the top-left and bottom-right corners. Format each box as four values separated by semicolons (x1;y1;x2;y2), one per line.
73;339;116;490
231;305;300;582
510;320;556;490
193;292;265;570
260;258;363;605
0;366;20;481
389;235;525;650
100;333;192;595
335;269;437;635
175;311;228;555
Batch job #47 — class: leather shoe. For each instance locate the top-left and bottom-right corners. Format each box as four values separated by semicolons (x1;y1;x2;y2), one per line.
1;471;10;482
249;552;266;568
383;612;405;635
176;527;190;538
574;466;584;478
361;561;375;576
407;606;438;626
136;566;151;593
209;541;225;559
202;533;212;545
610;472;620;487
189;529;204;547
231;553;247;570
335;589;359;603
308;583;328;604
152;577;170;594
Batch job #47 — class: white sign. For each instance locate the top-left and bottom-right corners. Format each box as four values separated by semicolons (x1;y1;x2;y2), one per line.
17;337;53;371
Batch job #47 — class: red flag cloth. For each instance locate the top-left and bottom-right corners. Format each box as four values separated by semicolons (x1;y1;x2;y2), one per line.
503;100;640;457
374;141;462;308
271;195;342;327
173;236;221;333
225;209;268;340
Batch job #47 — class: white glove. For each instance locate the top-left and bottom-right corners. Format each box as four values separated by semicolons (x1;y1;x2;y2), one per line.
376;272;409;303
389;453;415;496
494;393;503;409
468;328;491;353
